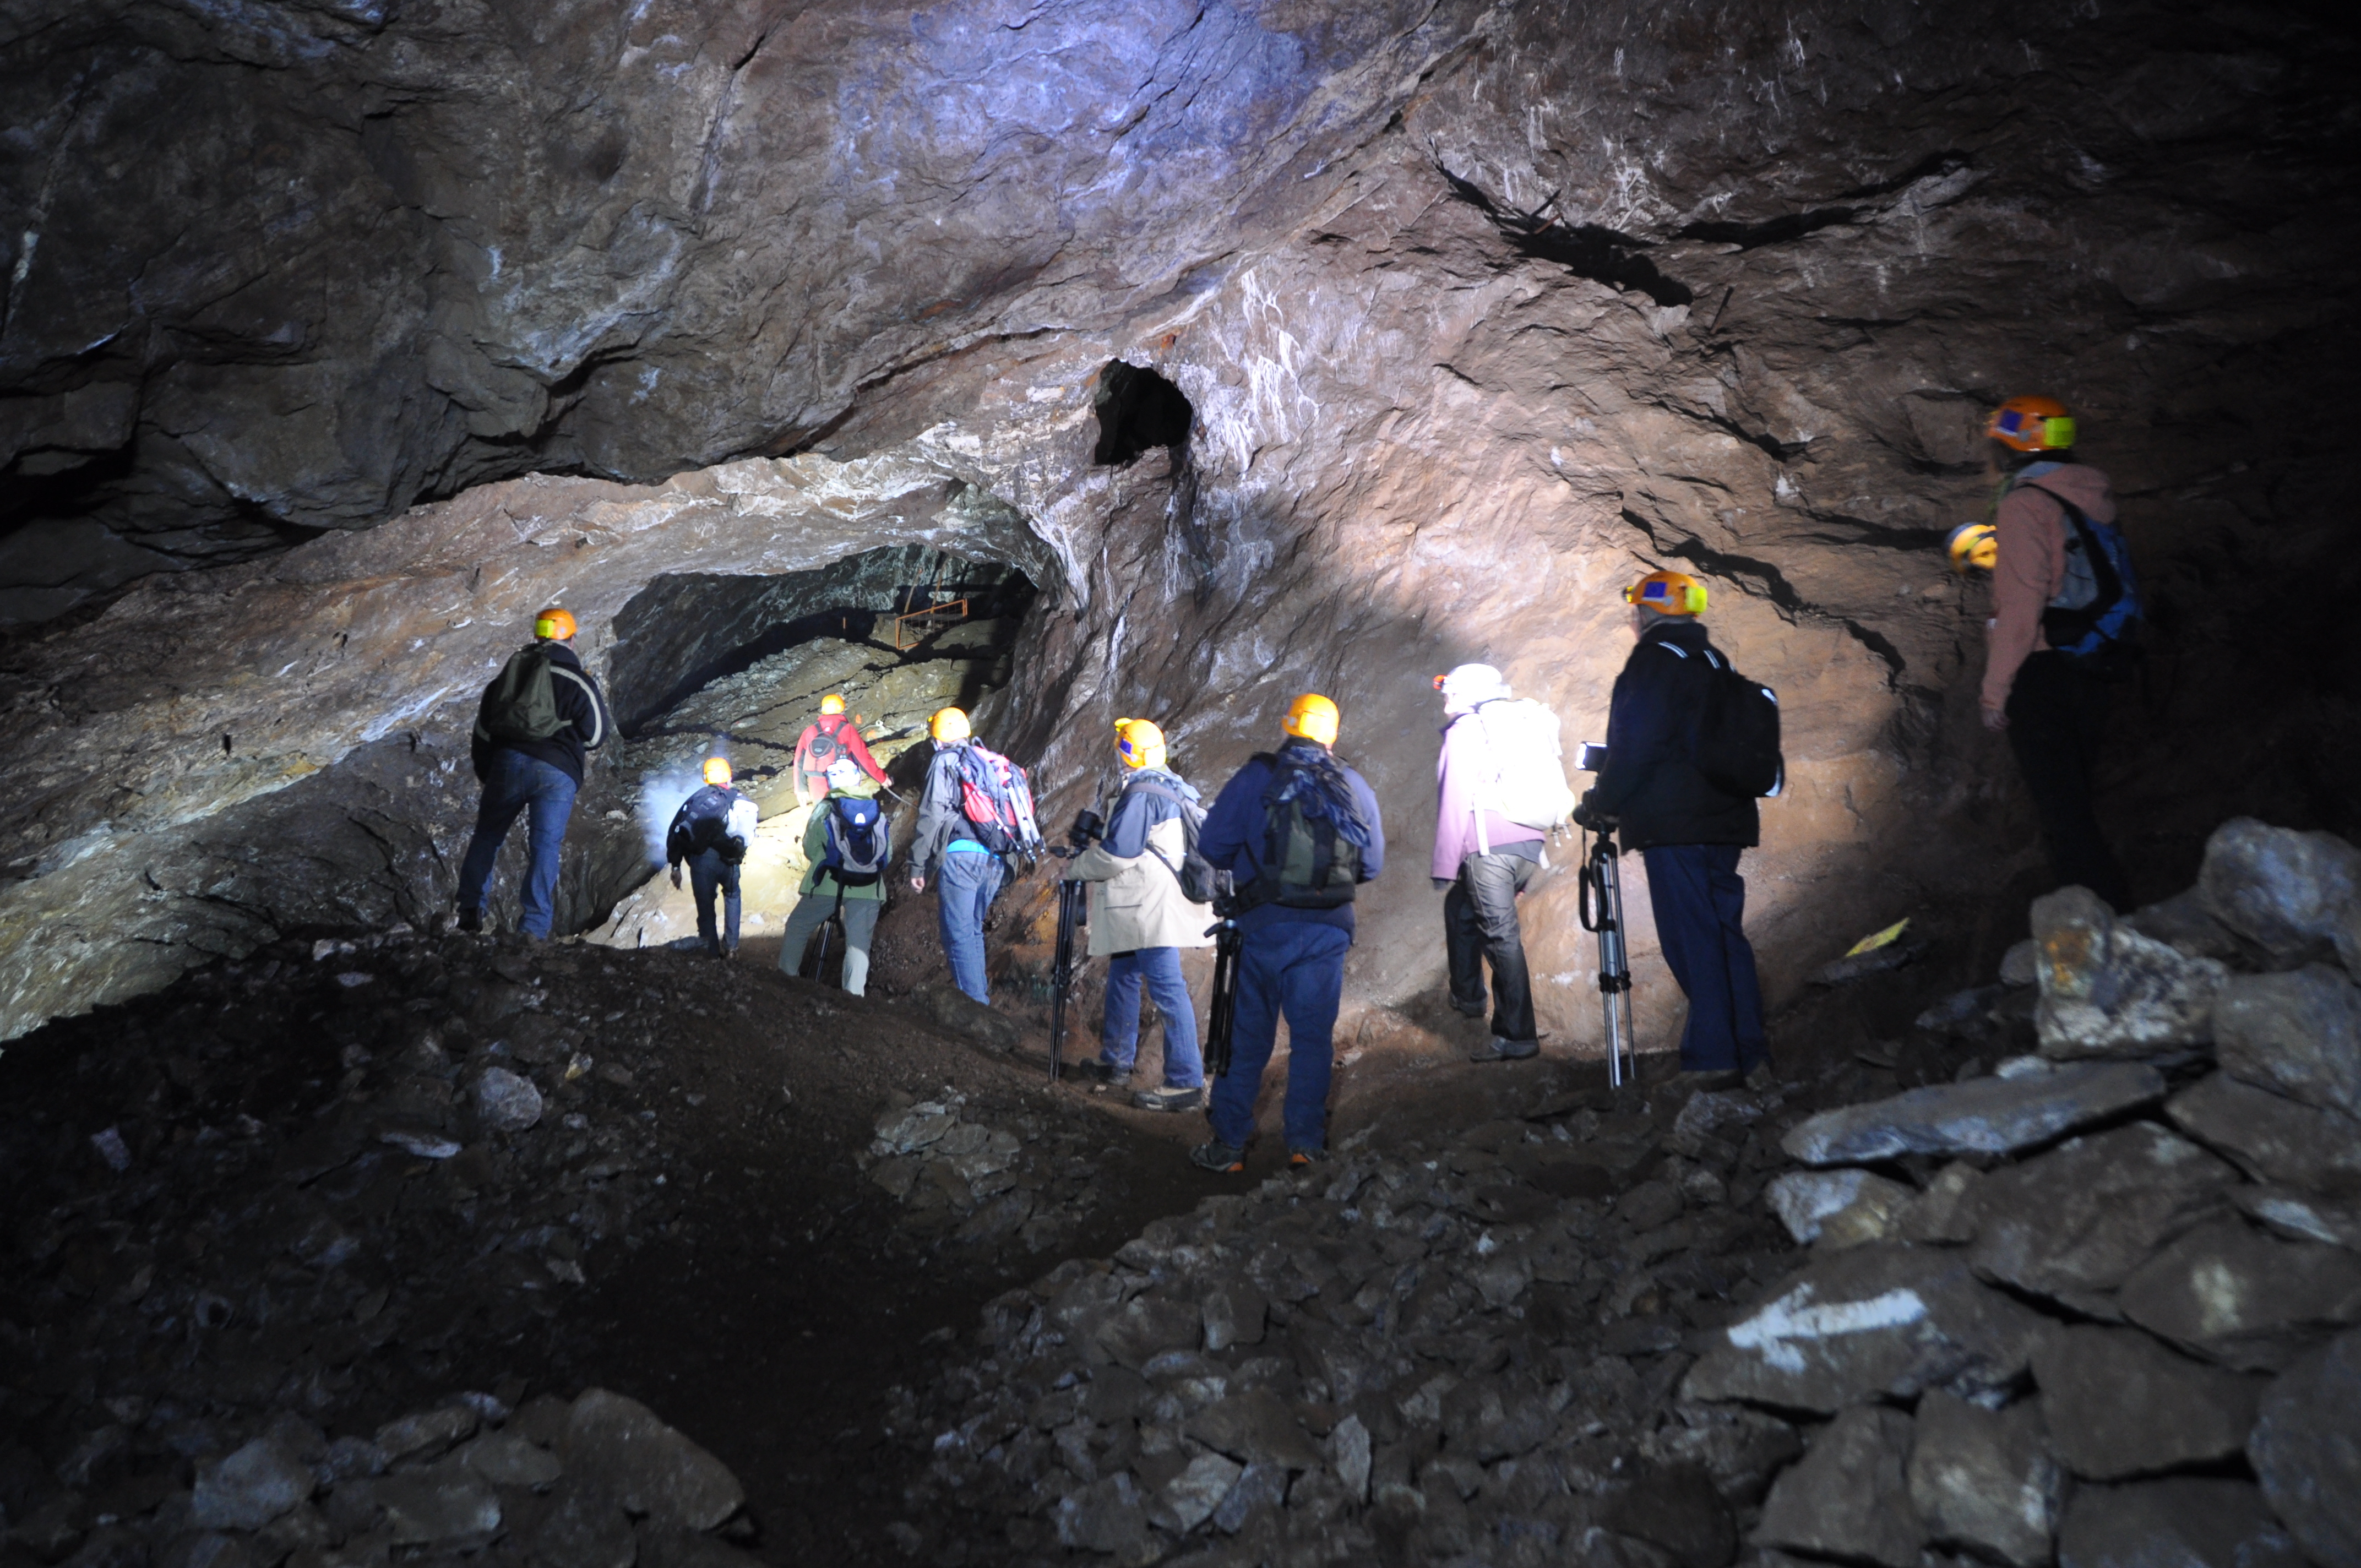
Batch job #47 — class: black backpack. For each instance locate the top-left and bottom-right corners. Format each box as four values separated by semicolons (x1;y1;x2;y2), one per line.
1693;647;1785;799
669;786;745;863
822;796;889;886
1238;752;1367;912
1124;777;1221;906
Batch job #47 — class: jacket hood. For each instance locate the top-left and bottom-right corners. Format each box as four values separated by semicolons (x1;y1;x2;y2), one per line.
2015;461;2116;522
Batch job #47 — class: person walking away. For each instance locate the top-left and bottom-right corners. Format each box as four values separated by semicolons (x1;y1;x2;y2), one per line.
1068;718;1213;1112
1192;694;1385;1171
793;693;889;804
456;607;611;939
779;758;891;995
666;756;758;958
1578;571;1769;1080
1945;395;2135;911
1432;663;1574;1062
909;706;1042;1004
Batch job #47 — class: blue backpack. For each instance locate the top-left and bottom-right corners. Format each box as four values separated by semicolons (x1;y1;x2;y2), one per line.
2027;482;2141;660
821;796;888;885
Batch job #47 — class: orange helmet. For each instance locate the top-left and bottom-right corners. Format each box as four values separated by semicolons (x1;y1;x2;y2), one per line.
819;694;845;716
1623;570;1707;616
1988;395;2076;453
533;607;577;641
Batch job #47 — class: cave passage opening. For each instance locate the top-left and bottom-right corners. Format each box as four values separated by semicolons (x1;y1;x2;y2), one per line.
1091;360;1194;466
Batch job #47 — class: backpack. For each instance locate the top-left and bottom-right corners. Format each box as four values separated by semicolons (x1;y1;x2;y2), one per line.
1691;646;1785;799
1462;698;1577;837
822;796;889;885
2028;484;2142;661
802;716;847;772
1125;777;1220;906
1239;750;1369;912
953;743;1043;856
477;645;567;747
671;785;751;863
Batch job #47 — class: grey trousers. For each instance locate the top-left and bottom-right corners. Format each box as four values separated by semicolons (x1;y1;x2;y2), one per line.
778;891;882;997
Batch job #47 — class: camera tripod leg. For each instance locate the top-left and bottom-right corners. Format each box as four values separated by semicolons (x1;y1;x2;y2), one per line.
1049;877;1084;1083
1581;829;1639;1089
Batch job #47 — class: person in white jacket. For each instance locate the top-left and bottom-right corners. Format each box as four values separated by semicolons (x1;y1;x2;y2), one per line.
666;756;759;958
1068;719;1214;1112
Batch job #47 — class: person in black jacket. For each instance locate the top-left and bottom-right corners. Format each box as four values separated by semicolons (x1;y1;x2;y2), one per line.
1579;571;1767;1078
456;606;612;939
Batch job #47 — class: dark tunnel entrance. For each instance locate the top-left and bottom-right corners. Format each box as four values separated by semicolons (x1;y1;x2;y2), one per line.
1091;360;1194;466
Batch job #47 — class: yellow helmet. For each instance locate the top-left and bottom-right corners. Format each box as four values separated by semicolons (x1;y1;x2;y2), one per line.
820;694;846;715
1282;693;1340;748
701;756;733;787
930;706;971;743
1623;570;1707;616
1114;717;1166;770
1946;522;1999;575
533;606;577;641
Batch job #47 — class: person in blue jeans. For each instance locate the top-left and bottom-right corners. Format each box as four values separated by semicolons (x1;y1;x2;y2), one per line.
1068;718;1214;1112
1577;569;1769;1080
456;607;611;940
908;706;1006;1004
1192;693;1385;1172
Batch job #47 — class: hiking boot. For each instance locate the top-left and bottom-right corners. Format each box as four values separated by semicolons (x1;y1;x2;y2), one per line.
454;903;482;935
1449;998;1488;1019
1287;1147;1331;1168
1468;1036;1540;1061
1134;1085;1204;1113
1072;1059;1131;1088
1189;1140;1247;1174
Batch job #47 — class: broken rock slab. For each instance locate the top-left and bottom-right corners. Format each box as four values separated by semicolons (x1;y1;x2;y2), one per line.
1963;1122;2239;1317
1781;1061;2167;1167
1765;1169;1914;1248
2212;965;2361;1121
2033;886;2228;1059
562;1389;744;1531
1906;1391;2061;1568
900;982;1022;1054
2118;1217;2361;1371
2197;817;2361;971
2032;1325;2265;1480
2248;1326;2361;1568
189;1436;317;1531
2057;1478;2305;1568
2167;1071;2361;1195
2121;889;2250;964
2233;1185;2361;1251
1684;1244;2048;1414
1754;1405;1923;1568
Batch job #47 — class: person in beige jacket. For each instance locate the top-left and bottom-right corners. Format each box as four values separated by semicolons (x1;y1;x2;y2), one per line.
1068;719;1214;1112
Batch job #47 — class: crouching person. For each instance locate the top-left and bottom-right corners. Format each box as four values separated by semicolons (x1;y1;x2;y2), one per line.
779;758;890;995
666;756;758;957
1069;719;1211;1113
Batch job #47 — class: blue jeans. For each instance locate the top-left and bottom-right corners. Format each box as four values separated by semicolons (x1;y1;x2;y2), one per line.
457;750;578;939
1209;921;1350;1152
1102;947;1204;1087
687;848;742;954
1642;844;1767;1072
935;850;1003;1004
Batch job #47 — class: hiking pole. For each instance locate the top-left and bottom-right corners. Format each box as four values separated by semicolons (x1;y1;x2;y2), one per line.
1203;916;1242;1084
1578;821;1638;1088
1048;871;1085;1082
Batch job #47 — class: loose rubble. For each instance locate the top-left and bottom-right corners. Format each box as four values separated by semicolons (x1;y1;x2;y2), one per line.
862;1092;1124;1256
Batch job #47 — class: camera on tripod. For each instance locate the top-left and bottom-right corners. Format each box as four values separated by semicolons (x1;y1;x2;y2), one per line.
1051;808;1105;859
1573;743;1614;831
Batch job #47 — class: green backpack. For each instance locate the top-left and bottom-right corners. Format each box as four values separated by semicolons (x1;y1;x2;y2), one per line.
475;645;568;747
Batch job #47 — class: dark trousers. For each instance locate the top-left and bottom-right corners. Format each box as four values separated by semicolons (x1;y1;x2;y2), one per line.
1102;947;1204;1087
687;848;742;954
2006;651;2131;911
1641;844;1767;1073
1209;922;1350;1152
1445;850;1539;1042
457;749;578;939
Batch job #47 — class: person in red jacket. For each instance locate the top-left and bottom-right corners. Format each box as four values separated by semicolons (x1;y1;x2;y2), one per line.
1951;395;2131;911
792;693;888;803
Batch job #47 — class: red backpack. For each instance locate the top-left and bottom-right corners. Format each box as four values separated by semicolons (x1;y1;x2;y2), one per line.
953;743;1043;856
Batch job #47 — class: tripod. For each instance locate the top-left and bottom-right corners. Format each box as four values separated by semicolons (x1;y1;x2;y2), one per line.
1048;872;1086;1082
1202;916;1243;1081
1577;821;1638;1088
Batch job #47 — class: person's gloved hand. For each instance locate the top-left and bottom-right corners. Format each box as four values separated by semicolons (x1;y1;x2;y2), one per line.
1573;789;1604;831
669;863;682;890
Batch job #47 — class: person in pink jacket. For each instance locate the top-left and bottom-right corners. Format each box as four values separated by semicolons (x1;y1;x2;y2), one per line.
1432;664;1549;1061
1954;395;2131;910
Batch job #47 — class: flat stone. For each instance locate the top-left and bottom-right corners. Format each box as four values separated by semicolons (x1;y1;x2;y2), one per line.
1753;1405;1923;1568
1183;1389;1322;1470
1604;1461;1737;1568
1963;1123;2239;1316
2233;1185;2361;1251
2057;1478;2304;1568
1150;1452;1242;1533
1898;1163;1984;1245
373;1461;501;1544
2033;886;2228;1059
190;1437;315;1531
372;1406;477;1463
469;1066;543;1133
1200;1278;1267;1352
1640;1408;1803;1506
2121;889;2249;963
2000;939;2040;987
1671;1090;1764;1157
1052;1471;1151;1555
902;983;1021;1053
563;1388;744;1531
1211;1461;1287;1534
456;1430;563;1489
2249;1327;2361;1568
1684;1244;2048;1414
1766;1169;1914;1248
1095;1293;1201;1369
2197;817;2361;971
1906;1392;2060;1568
1440;1371;1557;1461
1781;1062;2167;1167
2167;1071;2361;1195
524;1479;635;1568
2033;1325;2264;1480
2215;965;2361;1120
2118;1217;2361;1370
1328;1414;1371;1504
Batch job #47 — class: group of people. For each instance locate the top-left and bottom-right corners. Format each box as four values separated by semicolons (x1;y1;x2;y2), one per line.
451;393;2134;1172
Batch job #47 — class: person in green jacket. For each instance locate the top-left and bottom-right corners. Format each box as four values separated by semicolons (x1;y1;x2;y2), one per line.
778;758;892;995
